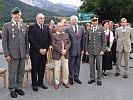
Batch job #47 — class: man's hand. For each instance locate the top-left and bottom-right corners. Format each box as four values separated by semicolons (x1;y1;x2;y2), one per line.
100;51;104;56
107;48;111;52
5;56;11;63
61;49;66;55
39;49;47;55
86;51;89;55
26;54;29;59
81;51;84;55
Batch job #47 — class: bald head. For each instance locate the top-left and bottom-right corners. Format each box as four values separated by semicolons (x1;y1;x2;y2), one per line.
36;13;45;25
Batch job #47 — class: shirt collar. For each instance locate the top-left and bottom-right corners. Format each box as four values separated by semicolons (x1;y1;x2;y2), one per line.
56;31;64;35
37;23;43;28
12;19;20;25
121;26;126;30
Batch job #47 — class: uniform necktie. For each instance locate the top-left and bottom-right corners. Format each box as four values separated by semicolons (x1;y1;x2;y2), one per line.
75;26;78;39
16;22;19;28
94;27;96;32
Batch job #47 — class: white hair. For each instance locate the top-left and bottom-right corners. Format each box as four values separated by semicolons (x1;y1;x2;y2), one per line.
70;15;78;21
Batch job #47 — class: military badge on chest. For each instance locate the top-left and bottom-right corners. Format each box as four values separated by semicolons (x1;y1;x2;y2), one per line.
11;22;15;39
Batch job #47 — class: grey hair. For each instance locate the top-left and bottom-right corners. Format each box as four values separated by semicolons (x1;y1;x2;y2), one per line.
70;15;78;21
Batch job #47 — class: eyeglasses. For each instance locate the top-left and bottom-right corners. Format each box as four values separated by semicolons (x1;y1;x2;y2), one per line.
92;20;98;22
39;18;45;19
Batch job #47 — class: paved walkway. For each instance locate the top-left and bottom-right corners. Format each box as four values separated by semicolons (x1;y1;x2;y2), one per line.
0;53;133;100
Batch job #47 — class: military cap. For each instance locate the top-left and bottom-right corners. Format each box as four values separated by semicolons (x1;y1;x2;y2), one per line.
11;7;21;14
90;15;99;21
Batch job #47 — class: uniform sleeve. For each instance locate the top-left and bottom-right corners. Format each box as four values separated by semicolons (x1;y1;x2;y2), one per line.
25;26;29;54
101;29;106;52
85;30;89;52
2;24;10;57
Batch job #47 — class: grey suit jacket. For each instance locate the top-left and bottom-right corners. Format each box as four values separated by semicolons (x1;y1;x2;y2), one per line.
2;21;29;59
115;27;133;52
86;26;106;55
66;25;84;56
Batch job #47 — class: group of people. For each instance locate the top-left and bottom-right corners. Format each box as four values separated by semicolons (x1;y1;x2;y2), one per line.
1;7;133;98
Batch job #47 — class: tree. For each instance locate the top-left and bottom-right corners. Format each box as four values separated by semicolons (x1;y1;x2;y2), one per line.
79;0;133;22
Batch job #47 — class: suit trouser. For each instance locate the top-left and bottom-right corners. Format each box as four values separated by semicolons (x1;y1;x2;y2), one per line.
89;54;102;81
69;55;81;80
116;52;130;74
30;55;47;86
54;56;69;84
8;58;25;92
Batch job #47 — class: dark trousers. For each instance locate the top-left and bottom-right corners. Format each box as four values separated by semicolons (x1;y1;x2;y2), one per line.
69;55;81;80
111;42;117;64
30;55;47;86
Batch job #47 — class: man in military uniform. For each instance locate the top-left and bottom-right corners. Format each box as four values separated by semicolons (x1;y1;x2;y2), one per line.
86;15;106;86
2;7;29;98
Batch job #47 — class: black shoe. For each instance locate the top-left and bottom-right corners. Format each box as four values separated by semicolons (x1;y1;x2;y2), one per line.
38;83;48;89
69;79;73;85
32;85;38;92
10;91;17;98
15;89;25;95
74;79;82;84
88;80;95;84
97;81;102;86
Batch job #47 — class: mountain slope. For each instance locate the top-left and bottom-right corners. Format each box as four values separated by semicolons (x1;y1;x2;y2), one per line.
20;0;77;16
1;0;60;23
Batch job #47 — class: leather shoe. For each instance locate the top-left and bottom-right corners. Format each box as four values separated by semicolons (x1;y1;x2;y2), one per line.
54;84;59;89
74;79;82;84
63;83;69;88
10;91;17;98
88;80;95;84
32;85;38;92
123;74;128;78
15;89;25;95
69;79;73;85
115;73;120;76
38;83;48;89
97;81;102;86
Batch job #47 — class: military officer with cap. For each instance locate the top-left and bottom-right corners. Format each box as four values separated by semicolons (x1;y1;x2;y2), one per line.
85;15;106;86
2;7;29;98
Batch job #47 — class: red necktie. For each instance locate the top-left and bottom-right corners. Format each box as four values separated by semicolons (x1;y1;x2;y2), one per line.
75;26;78;39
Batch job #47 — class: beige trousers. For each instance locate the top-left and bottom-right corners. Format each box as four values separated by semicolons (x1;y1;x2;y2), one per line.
54;56;69;84
116;52;130;74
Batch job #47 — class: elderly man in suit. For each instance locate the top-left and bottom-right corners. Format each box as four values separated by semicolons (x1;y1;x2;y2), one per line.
51;22;71;89
115;18;133;78
2;7;29;98
66;15;84;85
86;15;106;86
28;13;50;92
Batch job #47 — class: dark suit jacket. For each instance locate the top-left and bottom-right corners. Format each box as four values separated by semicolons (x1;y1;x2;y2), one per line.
66;25;84;56
51;32;71;60
28;23;50;57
